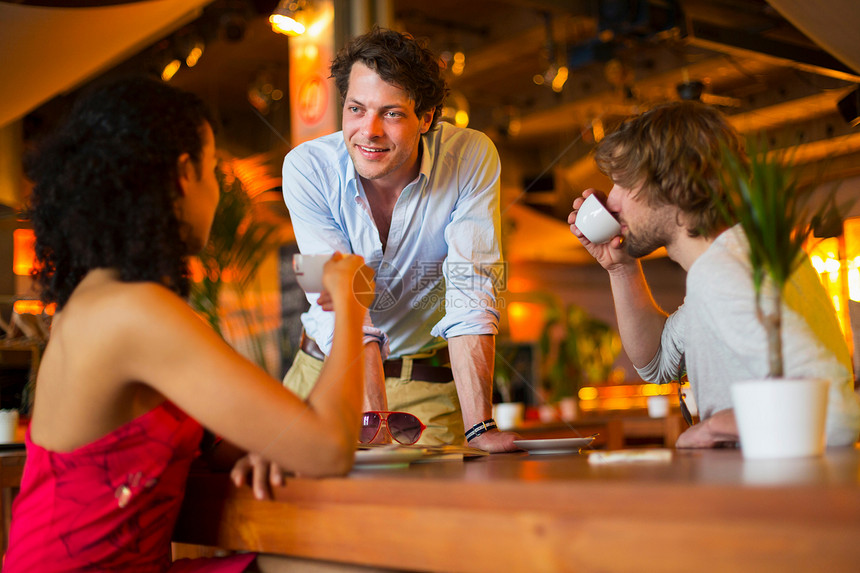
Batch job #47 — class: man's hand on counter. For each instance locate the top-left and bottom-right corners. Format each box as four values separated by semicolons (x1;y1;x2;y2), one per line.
675;408;739;449
468;429;522;453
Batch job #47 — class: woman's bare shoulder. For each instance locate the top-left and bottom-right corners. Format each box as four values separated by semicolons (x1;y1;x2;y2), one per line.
44;274;216;397
55;274;196;348
31;277;197;449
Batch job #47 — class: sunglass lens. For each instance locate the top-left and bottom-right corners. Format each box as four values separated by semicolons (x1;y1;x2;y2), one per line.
387;412;423;445
680;395;694;426
360;412;381;444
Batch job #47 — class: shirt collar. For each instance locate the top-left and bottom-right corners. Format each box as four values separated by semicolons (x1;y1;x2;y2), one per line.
345;146;361;200
416;133;433;184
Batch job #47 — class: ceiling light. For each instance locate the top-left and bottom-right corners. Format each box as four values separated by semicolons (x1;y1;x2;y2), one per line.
537;14;569;94
591;118;604;142
185;40;205;68
270;0;309;36
442;90;470;128
451;51;466;76
535;64;568;93
440;49;466;77
551;65;568;93
161;58;181;81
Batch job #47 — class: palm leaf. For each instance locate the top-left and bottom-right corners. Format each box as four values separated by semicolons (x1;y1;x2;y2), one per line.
189;166;283;368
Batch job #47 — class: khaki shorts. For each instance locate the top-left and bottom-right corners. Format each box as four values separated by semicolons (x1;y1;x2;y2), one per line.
283;350;465;446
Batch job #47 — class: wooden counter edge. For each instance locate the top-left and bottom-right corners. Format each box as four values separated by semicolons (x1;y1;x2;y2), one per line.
174;470;860;572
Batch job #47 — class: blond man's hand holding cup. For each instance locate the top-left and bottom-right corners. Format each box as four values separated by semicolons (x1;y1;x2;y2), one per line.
568;189;632;271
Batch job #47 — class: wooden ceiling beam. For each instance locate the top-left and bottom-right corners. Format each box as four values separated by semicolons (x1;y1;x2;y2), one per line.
512;55;782;140
685;17;860;83
728;88;855;133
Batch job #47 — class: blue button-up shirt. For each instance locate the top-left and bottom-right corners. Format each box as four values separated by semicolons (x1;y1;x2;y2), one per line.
282;122;502;358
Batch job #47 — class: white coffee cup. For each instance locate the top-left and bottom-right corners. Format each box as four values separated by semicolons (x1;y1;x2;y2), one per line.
493;402;524;431
0;409;19;443
576;194;621;244
292;253;332;293
647;395;669;418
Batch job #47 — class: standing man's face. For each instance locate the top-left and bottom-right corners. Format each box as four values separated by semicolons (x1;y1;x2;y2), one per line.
606;181;678;258
342;62;434;191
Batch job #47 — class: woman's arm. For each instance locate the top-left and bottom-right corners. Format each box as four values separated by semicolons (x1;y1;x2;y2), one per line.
122;254;371;477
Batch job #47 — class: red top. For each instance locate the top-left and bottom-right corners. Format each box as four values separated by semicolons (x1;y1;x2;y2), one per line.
4;401;255;572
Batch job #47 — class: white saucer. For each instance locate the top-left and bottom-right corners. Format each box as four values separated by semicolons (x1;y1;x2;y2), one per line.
513;436;595;455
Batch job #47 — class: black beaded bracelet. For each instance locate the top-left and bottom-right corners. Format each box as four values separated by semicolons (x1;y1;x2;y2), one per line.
465;418;497;441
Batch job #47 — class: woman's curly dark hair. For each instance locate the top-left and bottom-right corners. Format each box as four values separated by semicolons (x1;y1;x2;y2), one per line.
25;76;213;310
330;26;448;131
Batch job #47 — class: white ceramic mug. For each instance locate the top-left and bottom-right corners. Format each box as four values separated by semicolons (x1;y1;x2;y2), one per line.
647;395;670;418
493;402;524;431
576;194;621;244
292;253;332;293
0;409;19;443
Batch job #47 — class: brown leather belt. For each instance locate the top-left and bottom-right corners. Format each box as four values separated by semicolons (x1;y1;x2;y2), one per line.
299;331;453;383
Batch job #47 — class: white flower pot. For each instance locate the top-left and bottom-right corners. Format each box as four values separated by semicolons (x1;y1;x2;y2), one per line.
731;378;829;459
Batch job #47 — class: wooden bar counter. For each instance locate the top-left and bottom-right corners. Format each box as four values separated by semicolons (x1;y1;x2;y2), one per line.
174;447;860;572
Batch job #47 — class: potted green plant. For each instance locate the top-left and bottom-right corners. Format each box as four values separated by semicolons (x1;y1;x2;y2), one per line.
540;303;621;421
716;140;846;458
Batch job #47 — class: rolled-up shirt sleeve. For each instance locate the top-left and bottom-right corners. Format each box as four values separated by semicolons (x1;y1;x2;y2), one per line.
430;131;502;340
635;305;686;385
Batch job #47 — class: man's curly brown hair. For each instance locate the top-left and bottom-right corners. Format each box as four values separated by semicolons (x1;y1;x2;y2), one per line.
330;26;448;131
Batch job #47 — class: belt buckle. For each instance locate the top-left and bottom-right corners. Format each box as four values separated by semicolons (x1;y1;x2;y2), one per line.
408;346;449;367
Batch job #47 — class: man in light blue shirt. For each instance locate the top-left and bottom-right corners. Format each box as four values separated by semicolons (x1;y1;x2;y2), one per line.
282;28;519;451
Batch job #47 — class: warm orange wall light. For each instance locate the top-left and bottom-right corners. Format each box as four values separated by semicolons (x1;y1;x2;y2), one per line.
506;301;545;342
13;228;36;276
13;299;54;316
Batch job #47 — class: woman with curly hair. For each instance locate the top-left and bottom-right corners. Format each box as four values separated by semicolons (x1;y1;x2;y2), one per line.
4;76;372;572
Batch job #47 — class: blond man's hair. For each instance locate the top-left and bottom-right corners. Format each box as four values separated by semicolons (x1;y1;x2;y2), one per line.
594;100;745;238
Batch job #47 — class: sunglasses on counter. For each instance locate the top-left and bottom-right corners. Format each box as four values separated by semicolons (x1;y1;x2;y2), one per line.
360;411;426;445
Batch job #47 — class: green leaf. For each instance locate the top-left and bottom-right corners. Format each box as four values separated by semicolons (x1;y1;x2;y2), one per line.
189;167;283;370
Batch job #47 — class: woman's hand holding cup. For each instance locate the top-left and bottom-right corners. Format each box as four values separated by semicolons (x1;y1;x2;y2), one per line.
317;253;375;312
